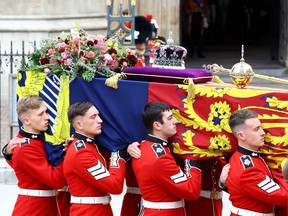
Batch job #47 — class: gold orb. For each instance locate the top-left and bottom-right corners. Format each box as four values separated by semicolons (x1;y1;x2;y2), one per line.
230;61;254;88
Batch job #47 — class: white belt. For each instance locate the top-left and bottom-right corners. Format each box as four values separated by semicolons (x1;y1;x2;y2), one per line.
58;185;69;192
200;190;223;200
126;187;142;195
18;187;57;197
231;206;274;216
142;198;184;209
70;195;111;204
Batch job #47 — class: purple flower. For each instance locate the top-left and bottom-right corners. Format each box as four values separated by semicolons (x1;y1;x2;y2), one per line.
155;48;160;57
108;48;117;55
175;48;184;59
166;48;174;58
87;40;94;47
127;55;137;66
65;58;73;67
61;52;69;59
40;57;50;65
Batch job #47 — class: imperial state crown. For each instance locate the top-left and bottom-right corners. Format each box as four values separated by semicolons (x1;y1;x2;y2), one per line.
152;31;187;69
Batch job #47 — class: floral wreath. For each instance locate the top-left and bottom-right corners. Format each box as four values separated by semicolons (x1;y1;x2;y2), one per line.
23;27;138;82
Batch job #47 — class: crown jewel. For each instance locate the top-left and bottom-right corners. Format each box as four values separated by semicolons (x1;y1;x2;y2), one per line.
152;31;187;69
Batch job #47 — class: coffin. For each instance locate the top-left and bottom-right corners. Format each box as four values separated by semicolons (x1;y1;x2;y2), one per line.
17;70;288;186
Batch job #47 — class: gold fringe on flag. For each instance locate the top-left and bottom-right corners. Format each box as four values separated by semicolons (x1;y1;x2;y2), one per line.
187;78;196;100
105;73;127;89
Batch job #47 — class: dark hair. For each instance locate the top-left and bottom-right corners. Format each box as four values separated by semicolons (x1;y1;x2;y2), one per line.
68;101;94;124
142;101;170;134
229;109;258;133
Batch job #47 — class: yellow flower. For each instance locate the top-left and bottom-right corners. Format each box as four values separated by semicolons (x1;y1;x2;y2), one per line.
113;43;119;49
106;41;113;47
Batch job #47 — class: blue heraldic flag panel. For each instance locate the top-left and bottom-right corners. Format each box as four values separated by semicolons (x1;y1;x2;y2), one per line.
70;77;148;150
17;71;149;156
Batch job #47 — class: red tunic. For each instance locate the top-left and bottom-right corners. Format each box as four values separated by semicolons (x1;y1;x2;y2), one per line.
57;187;70;216
8;129;66;216
227;145;288;215
120;160;142;216
132;135;202;216
185;158;226;216
63;132;126;216
273;170;288;215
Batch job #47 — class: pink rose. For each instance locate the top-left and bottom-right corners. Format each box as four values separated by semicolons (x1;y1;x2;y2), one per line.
74;37;80;45
97;59;105;66
65;58;73;67
57;42;66;52
86;51;95;59
61;52;69;59
122;61;128;67
43;68;51;74
108;59;119;71
47;48;55;55
50;58;59;65
104;54;113;61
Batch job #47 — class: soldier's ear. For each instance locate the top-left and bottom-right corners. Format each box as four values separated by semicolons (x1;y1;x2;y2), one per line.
74;120;82;130
22;116;30;125
153;121;162;131
237;131;245;140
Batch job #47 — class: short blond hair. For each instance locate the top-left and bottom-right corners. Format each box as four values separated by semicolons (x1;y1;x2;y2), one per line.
17;95;43;119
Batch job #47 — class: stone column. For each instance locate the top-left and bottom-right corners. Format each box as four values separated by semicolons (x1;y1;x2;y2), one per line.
279;0;288;66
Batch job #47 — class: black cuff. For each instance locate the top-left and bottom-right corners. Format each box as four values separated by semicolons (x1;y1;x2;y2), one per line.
218;179;227;190
119;147;130;162
188;160;202;170
2;144;12;161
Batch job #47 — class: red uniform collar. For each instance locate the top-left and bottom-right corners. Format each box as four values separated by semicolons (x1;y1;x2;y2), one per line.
19;127;42;139
146;134;168;146
237;145;260;157
74;132;95;144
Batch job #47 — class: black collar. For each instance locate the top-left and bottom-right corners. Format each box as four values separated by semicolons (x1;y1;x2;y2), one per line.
19;127;42;140
146;134;168;146
237;145;260;158
74;132;95;144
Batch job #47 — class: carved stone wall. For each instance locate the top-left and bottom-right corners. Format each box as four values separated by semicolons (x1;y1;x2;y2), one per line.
136;0;180;44
0;0;108;154
279;0;288;66
0;0;107;44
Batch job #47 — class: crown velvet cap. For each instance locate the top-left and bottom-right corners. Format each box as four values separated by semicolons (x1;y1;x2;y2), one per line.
123;66;212;84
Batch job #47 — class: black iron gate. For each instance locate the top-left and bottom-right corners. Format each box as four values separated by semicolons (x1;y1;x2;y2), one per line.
0;41;36;156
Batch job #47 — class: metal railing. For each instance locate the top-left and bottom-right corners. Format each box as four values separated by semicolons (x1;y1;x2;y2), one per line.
0;41;36;75
0;41;37;156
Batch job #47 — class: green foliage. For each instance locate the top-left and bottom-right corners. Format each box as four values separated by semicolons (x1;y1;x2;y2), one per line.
27;28;138;82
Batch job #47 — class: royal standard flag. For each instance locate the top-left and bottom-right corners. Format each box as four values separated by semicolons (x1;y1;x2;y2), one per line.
17;71;288;179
